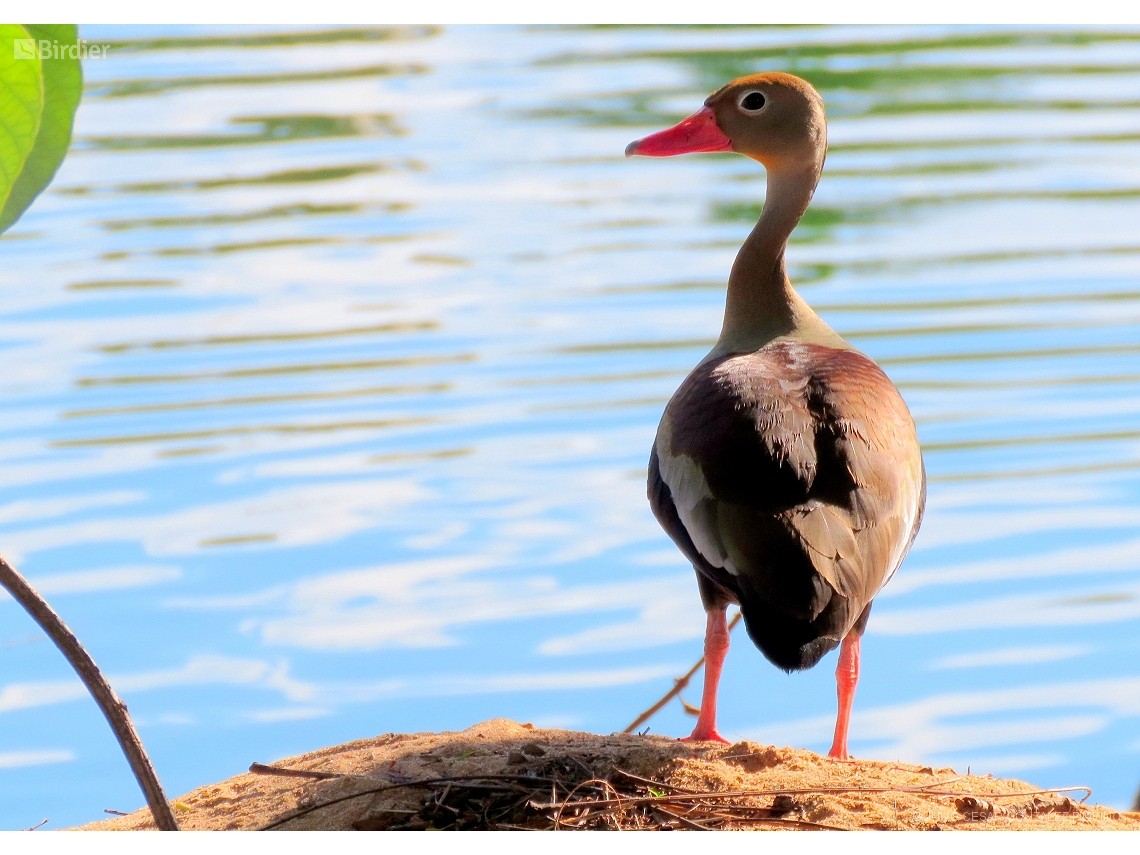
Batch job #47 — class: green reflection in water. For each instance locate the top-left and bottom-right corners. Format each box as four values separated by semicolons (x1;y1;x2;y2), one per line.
816;291;1140;313
712;202;848;228
712;191;1140;232
90;64;429;99
63;383;452;420
863;98;1140;116
98;202;410;232
527;27;1140;145
586;242;1140;278
528;82;1140;131
539;30;1140;99
505;368;682;387
68;279;179;290
1056;592;1136;605
412;254;471;266
101;233;423;261
156;445;223;458
545;28;1140;64
552;329;1139;364
830;131;1140;152
925;428;1140;453
523;104;682;129
597;280;725;295
369;447;473;464
713;203;851;244
97;321;438;354
899;374;1140;390
100;26;440;53
52;417;439;448
531;395;669;413
842;317;1140;341
75;353;476;388
199;533;277;547
823;245;1140;275
599;265;833;295
580;218;666;230
81;113;404;151
58;161;412;196
880;343;1140;366
805;160;1014;178
103;236;340;260
931;458;1140;483
557;338;714;354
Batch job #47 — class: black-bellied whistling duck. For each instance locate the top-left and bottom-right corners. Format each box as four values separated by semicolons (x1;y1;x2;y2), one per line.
627;73;926;759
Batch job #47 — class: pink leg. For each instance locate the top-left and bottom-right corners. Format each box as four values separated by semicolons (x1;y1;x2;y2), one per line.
828;631;861;759
681;609;731;744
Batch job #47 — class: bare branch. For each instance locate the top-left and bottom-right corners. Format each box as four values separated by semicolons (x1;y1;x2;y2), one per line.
622;611;742;734
0;555;179;831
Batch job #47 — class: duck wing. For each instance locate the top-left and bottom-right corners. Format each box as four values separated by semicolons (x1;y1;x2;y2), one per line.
648;340;925;670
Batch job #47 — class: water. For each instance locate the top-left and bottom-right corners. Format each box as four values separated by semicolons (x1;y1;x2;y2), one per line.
2;24;1140;827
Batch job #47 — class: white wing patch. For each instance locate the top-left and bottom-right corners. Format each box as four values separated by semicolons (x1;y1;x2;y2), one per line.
655;421;741;576
881;466;924;590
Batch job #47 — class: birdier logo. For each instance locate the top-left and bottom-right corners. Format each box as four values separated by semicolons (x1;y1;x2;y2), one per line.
13;38;109;60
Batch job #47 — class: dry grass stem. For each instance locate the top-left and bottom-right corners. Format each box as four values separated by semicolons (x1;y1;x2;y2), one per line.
622;611;742;735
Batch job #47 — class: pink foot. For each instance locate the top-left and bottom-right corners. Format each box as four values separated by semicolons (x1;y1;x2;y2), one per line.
681;727;730;745
681;609;733;746
827;631;861;761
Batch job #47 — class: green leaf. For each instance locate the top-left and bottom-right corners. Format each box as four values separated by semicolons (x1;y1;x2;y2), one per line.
0;24;83;234
0;26;44;208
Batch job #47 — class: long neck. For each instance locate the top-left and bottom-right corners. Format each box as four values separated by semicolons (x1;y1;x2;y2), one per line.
717;164;821;350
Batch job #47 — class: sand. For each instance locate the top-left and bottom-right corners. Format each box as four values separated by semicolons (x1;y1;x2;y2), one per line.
74;718;1140;831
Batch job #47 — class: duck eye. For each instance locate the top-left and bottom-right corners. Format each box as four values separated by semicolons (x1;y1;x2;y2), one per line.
739;91;766;112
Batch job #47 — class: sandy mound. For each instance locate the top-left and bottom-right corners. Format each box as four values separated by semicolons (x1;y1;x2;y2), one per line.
75;719;1140;831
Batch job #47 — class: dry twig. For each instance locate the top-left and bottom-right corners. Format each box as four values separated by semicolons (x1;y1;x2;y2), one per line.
262;772;559;829
252;755;1096;832
623;611;742;734
0;555;178;831
249;762;342;781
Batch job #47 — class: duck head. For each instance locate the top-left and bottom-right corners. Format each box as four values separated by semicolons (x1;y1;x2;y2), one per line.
625;72;826;173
